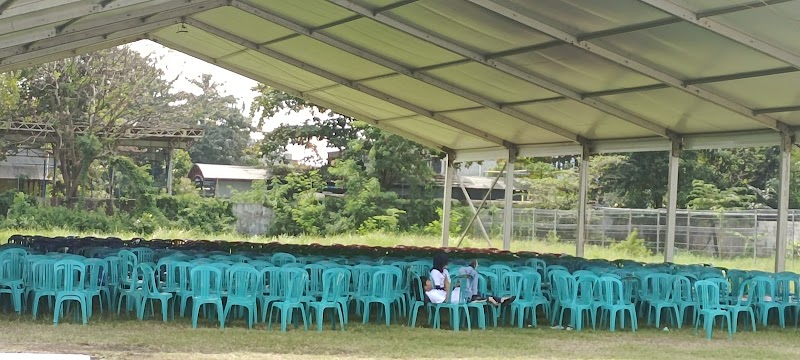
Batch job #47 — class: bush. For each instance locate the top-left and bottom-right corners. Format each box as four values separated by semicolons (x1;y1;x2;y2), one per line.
612;229;651;257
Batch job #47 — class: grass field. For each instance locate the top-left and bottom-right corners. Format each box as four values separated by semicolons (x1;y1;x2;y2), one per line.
1;313;800;360
3;228;800;359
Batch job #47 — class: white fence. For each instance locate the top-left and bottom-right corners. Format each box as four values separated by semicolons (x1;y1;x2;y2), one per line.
477;207;800;258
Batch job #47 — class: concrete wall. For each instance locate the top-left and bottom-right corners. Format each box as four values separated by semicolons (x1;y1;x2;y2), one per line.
233;203;273;235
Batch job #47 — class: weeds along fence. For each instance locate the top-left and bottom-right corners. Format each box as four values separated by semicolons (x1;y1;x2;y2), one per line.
476;207;800;259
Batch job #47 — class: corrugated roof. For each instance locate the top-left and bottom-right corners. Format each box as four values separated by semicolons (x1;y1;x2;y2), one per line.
191;163;269;181
1;0;800;162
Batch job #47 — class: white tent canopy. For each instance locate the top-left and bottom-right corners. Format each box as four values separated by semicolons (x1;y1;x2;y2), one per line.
2;0;799;270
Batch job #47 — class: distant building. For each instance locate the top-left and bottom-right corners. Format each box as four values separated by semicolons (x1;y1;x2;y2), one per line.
0;149;55;196
188;164;270;198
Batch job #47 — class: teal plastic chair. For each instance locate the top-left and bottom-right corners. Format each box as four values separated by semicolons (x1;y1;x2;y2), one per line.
774;273;800;326
164;261;193;318
104;256;121;305
750;276;787;328
361;270;400;325
30;259;57;320
672;275;698;328
547;269;572;326
408;270;433;328
0;248;27;314
724;279;756;333
553;274;595;331
268;269;309;332
136;263;173;322
224;264;259;328
646;274;679;328
695;280;732;340
258;267;284;323
53;260;88;325
511;272;549;328
432;276;471;331
597;277;637;332
308;268;348;331
117;250;138;297
189;265;224;329
83;258;111;317
304;264;326;299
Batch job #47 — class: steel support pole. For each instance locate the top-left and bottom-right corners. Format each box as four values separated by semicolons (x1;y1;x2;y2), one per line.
776;132;793;272
441;155;455;248
503;150;516;250
665;138;682;263
455;173;492;246
166;148;174;196
576;144;590;258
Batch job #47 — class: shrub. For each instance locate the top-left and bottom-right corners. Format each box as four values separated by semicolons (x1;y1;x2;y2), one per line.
612;229;651;257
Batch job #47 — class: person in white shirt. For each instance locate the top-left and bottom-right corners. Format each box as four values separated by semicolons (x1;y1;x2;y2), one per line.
424;253;516;306
425;252;461;304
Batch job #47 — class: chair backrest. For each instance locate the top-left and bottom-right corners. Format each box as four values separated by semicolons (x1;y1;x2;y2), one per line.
519;272;543;301
104;256;121;287
648;273;674;302
525;258;547;280
408;270;426;302
370;270;398;298
135;263;159;295
118;250;138;285
489;264;513;285
54;259;86;293
259;266;282;296
750;276;777;303
575;275;598;305
271;252;297;267
597;276;626;305
31;259;57;292
305;264;326;294
408;260;432;278
321;268;350;302
695;280;723;310
280;268;308;302
671;275;694;302
83;258;108;290
227;264;259;299
449;276;471;304
0;248;27;280
775;273;799;300
553;273;577;303
501;272;524;298
130;247;155;264
190;265;223;298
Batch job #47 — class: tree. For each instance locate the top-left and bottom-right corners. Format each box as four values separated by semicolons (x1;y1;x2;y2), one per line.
183;75;254;166
3;47;186;202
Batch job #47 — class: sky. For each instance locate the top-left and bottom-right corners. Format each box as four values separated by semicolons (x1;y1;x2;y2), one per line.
127;40;329;163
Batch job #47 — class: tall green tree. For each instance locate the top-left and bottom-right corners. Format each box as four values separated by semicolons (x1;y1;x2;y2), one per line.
184;75;255;166
2;47;185;201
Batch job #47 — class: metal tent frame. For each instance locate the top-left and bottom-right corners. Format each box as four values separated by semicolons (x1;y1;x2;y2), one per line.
2;0;799;270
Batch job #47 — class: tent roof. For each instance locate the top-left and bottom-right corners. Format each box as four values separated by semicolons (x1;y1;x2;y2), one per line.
191;163;269;181
2;0;799;162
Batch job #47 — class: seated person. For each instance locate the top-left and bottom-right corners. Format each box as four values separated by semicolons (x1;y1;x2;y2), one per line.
458;259;515;306
424;253;514;306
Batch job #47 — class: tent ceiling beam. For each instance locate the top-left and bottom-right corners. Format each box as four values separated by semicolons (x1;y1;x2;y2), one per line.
640;0;800;69
325;0;676;139
184;19;515;148
232;0;584;144
147;35;456;155
467;0;791;132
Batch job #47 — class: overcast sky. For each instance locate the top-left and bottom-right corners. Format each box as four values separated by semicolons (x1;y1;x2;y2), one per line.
128;40;329;163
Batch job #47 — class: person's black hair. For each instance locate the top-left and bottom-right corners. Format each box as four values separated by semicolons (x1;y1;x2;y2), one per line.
470;259;478;268
432;252;449;273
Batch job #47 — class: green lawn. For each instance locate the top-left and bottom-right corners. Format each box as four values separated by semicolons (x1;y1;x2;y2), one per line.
1;313;800;360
